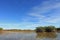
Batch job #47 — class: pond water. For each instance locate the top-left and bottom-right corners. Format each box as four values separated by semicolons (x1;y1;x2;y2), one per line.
0;32;60;40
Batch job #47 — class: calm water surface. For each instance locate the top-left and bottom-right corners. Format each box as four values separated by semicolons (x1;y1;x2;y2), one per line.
0;32;60;40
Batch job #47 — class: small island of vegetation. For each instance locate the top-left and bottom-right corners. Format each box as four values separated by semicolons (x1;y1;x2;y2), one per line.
35;26;60;33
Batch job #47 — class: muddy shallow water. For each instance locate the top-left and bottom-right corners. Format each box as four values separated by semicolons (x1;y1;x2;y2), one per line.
0;32;60;40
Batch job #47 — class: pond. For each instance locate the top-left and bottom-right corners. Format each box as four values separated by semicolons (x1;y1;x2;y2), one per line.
0;32;60;40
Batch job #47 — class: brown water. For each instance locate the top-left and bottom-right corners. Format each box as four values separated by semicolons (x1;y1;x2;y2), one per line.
0;32;60;40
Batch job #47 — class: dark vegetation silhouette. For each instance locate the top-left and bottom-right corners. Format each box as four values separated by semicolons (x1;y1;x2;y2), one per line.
35;26;56;32
56;28;60;32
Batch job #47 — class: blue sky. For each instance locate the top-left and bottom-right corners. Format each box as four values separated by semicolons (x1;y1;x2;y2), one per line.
0;0;60;29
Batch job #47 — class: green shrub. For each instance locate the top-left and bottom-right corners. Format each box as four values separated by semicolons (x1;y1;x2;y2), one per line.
0;28;3;30
35;26;56;32
44;26;56;32
35;26;45;32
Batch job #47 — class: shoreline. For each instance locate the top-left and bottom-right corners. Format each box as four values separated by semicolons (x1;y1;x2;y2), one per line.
0;30;60;33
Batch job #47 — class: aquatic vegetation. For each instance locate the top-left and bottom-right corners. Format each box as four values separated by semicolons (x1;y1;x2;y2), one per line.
35;26;45;32
44;26;56;32
35;26;56;32
56;28;60;32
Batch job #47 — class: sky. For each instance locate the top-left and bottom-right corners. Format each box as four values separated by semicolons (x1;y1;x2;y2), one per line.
0;0;60;30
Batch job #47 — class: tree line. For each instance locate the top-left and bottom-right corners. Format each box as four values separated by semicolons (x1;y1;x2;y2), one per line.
0;26;60;32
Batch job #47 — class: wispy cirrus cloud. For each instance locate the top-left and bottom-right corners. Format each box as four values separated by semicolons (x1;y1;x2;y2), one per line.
27;0;60;23
19;0;60;29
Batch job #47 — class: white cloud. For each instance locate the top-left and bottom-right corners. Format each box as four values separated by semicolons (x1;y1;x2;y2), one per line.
29;13;45;19
28;0;60;23
45;17;60;23
31;1;60;14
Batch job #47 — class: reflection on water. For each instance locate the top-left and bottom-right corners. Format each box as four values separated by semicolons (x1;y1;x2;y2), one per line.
0;32;60;40
36;32;60;40
36;32;57;38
